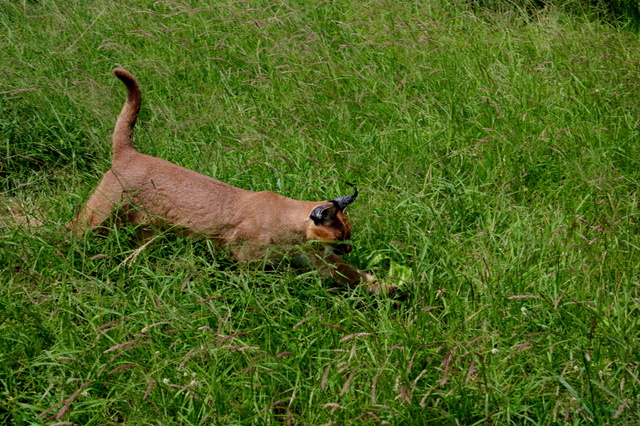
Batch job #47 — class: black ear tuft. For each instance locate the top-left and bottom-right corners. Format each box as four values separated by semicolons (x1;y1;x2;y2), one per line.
310;205;339;225
329;184;358;212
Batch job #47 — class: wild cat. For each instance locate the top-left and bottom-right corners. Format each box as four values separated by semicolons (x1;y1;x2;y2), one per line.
70;68;390;293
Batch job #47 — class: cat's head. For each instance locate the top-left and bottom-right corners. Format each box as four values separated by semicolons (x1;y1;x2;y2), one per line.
307;186;358;255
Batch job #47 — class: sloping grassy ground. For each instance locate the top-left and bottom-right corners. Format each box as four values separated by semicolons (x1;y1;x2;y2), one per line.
2;0;640;424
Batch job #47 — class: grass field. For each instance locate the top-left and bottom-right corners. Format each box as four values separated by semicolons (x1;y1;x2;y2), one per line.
2;0;640;424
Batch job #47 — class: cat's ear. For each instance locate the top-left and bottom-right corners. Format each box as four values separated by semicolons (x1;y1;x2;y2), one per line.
310;205;340;225
328;184;358;212
310;184;358;224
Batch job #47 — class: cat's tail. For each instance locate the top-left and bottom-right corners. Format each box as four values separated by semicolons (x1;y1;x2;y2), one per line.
112;68;141;159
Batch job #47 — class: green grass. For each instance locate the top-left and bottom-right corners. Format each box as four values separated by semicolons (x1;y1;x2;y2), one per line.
2;0;640;424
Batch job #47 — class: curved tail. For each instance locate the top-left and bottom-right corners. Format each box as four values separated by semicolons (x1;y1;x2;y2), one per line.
112;68;141;158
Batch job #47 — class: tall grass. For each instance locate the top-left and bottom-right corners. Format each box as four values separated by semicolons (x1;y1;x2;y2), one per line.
471;0;640;29
2;0;640;424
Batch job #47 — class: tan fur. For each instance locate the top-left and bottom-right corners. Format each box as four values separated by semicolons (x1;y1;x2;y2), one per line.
0;202;43;228
70;68;386;291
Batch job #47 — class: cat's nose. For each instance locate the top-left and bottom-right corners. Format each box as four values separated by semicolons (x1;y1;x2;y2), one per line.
334;243;352;255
